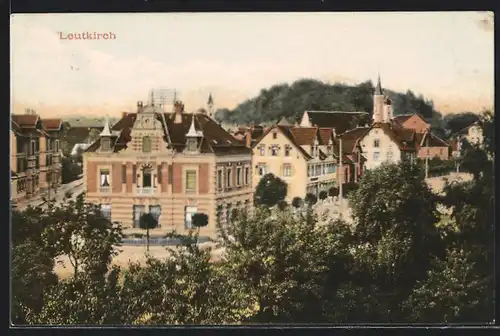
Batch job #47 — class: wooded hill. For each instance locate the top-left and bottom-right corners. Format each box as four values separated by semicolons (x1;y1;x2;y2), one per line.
213;78;479;137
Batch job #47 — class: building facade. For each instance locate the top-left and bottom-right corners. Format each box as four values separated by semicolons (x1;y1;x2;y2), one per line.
11;110;63;203
83;101;253;237
251;123;339;200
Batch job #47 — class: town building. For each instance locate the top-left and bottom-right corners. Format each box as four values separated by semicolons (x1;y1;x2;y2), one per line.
392;113;431;133
299;110;371;134
250;119;339;200
11;109;63;203
82;100;253;237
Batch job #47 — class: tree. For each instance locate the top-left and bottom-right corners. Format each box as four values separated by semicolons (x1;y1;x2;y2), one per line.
139;213;158;253
192;213;209;228
328;186;339;197
254;173;287;207
348;161;443;318
277;200;288;211
304;193;317;206
13;196;124;324
61;156;81;184
291;197;303;209
217;206;355;323
318;190;328;201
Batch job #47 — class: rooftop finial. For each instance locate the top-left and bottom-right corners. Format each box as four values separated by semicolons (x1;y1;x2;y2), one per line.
207;92;213;106
375;74;383;95
99;115;112;137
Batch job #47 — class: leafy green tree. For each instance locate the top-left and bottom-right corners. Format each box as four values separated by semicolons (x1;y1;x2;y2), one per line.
403;248;493;323
254;173;287;207
328;186;339;197
291;197;303;208
304;193;317;206
192;213;209;228
139;213;158;253
119;230;257;324
348;161;443;319
318;190;328;201
217;206;354;322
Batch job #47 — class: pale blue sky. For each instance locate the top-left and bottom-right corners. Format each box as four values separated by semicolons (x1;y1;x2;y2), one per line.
10;12;494;117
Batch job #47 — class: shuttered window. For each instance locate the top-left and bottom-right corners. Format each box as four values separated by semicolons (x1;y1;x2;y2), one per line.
157;165;162;183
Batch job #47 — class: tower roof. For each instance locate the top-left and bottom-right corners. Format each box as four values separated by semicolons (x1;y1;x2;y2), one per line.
186;114;203;137
375;75;383;95
207;93;213;106
99;116;112;137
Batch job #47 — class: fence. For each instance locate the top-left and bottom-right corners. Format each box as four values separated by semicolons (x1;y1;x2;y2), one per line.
121;236;211;246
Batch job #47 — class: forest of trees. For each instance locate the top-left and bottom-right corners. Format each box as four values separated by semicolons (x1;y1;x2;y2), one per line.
11;112;494;325
214;78;444;127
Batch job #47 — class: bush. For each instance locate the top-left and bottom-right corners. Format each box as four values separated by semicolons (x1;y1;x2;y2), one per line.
304;193;317;206
291;197;303;209
319;190;328;200
328;187;339;197
277;200;288;211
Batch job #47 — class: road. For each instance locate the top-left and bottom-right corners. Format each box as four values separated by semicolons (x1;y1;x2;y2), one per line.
15;178;84;210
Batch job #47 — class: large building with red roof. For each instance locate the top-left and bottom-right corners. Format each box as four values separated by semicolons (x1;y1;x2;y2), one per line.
11;109;63;203
82;101;253;236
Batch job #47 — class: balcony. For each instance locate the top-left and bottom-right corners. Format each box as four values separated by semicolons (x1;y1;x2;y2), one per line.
136;187;156;195
99;186;111;193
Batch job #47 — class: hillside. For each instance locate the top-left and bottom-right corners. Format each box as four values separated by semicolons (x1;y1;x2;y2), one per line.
214;78;443;129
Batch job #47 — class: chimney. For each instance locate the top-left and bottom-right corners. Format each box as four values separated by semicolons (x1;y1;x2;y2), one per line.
245;130;252;148
174;101;184;124
137;101;144;113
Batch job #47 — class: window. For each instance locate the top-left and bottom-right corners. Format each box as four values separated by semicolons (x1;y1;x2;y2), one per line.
185;170;197;192
257;165;267;176
328;164;336;174
100;204;112;221
373;152;380;161
101;138;110;151
122;165;127;183
259;145;265;156
283;164;292;177
271;145;278;156
310;146;315;156
186;138;197;152
217;169;223;189
157;166;162;184
150;205;161;228
132;165;137;183
30;141;35;155
142;136;152;153
236;167;242;185
133;205;146;228
100;169;110;187
373;139;380;148
284;145;291;157
322;164;327;175
244;167;250;184
315;165;321;176
55;140;60;152
226;168;232;187
272;132;278;139
47;139;52;151
387;151;393;161
185;206;197;229
307;165;312;177
142;168;152;188
327;145;332;155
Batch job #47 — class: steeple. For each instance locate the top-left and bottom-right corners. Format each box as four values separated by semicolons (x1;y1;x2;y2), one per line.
375;74;383;96
207;92;213;107
99;116;112;137
186;115;203;138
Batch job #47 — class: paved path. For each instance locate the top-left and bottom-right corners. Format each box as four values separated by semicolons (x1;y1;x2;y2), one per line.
15;178;84;210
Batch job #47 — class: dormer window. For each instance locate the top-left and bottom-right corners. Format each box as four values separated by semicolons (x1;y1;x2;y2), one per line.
186;138;198;152
101;138;111;151
142;136;152;153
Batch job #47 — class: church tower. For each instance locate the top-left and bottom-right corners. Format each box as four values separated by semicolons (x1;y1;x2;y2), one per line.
207;93;214;118
372;75;385;123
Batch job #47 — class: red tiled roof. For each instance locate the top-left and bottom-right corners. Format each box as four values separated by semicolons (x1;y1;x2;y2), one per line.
392;114;413;125
87;111;251;155
12;115;39;128
41;118;62;131
305;111;370;134
419;132;449;148
317;128;333;145
371;122;418;151
289;127;318;146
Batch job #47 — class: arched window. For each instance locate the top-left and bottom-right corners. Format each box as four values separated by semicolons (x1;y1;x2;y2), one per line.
142;136;152;153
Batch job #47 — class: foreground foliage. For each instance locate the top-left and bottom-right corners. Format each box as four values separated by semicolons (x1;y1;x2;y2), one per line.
11;112;494;325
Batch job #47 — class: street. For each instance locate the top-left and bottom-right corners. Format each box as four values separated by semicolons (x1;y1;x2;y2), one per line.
15;178;84;210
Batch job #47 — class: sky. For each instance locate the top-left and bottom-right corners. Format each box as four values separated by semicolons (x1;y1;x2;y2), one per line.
10;12;494;118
